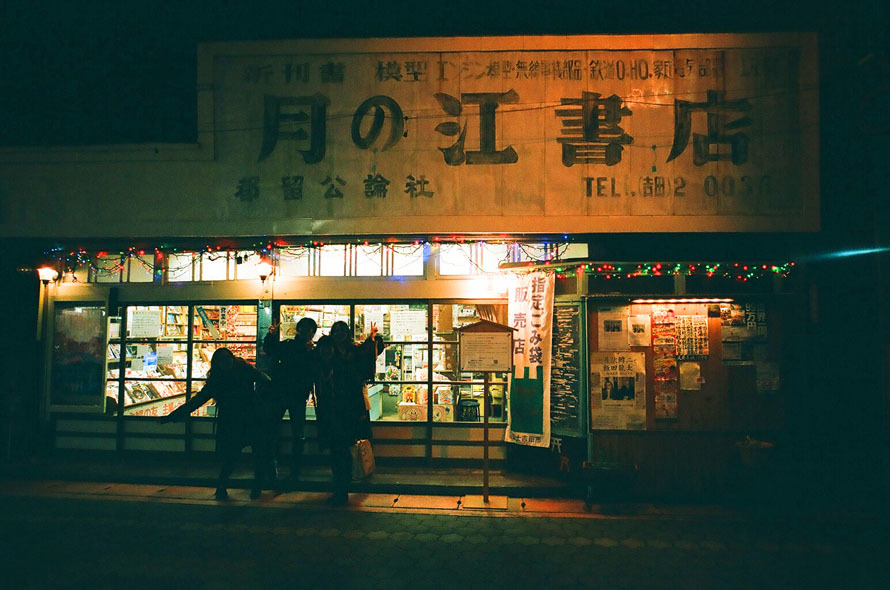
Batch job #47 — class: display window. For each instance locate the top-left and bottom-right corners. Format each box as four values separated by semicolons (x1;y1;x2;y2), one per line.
279;304;350;340
185;380;215;417
109;305;190;416
263;304;349;420
189;337;256;418
192;304;257;341
106;304;258;417
432;304;509;423
355;304;429;421
102;300;511;423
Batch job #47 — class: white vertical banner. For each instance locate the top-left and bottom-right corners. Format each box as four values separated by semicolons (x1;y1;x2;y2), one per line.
506;271;554;447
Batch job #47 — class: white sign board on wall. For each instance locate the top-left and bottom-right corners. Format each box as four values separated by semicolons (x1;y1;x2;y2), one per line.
0;34;818;239
210;33;818;235
459;331;512;372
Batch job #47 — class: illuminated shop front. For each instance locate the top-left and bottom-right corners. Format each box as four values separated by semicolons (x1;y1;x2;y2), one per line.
10;32;817;495
43;241;800;497
44;241;582;464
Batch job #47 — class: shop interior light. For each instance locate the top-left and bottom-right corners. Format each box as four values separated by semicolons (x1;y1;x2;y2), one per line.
37;266;59;284
631;298;735;304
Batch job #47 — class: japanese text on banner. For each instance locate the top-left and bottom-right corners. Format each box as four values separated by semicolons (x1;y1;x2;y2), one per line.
506;271;554;447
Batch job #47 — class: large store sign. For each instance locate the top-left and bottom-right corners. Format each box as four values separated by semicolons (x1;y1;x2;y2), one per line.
210;34;818;234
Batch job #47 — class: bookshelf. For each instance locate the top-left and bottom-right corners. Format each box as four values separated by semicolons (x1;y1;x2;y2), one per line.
193;305;257;341
164;306;188;338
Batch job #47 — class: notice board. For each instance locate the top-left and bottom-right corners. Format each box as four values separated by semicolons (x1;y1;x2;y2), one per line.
550;302;583;435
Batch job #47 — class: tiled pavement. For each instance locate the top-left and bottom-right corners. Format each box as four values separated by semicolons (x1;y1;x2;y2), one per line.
3;453;890;589
0;478;665;517
2;478;888;589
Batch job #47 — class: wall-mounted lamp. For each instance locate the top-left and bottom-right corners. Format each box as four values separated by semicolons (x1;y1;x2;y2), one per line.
36;266;59;341
256;258;273;284
37;266;59;285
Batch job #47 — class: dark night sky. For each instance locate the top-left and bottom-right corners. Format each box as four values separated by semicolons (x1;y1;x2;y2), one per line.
1;0;876;147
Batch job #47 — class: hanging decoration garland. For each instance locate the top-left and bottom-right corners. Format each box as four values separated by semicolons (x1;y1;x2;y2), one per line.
503;261;795;281
41;240;795;283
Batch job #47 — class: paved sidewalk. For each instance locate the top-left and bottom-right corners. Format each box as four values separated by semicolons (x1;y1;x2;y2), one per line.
3;479;889;589
0;478;735;520
2;453;577;498
3;453;888;524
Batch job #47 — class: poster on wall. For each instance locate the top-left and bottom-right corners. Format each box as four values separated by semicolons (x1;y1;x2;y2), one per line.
654;387;678;420
756;362;780;392
50;304;108;409
131;345;150;371
550;303;582;436
597;306;630;351
652;307;677;352
652;307;679;419
589;352;646;430
720;303;767;341
628;314;651;347
677;315;709;359
679;361;704;390
752;304;768;338
654;356;679;419
506;271;554;447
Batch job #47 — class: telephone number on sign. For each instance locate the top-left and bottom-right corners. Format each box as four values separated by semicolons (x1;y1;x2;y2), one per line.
582;175;774;198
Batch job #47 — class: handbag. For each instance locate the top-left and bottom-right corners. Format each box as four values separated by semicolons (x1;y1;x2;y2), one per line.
351;439;376;480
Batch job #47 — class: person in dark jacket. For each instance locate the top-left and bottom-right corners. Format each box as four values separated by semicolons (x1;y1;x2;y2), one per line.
161;347;274;500
262;316;317;487
314;320;384;505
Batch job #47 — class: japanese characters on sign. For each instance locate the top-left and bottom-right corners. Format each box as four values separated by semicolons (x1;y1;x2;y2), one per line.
506;271;554;447
589;352;647;430
211;35;818;233
459;331;512;372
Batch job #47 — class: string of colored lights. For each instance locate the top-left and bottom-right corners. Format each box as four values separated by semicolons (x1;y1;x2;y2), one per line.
42;243;794;283
508;261;795;281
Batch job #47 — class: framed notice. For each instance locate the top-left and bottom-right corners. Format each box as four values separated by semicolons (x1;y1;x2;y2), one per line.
459;331;513;372
49;303;108;411
130;309;162;338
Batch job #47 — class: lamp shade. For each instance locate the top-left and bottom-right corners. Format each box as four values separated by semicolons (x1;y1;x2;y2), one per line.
37;266;59;283
255;259;273;280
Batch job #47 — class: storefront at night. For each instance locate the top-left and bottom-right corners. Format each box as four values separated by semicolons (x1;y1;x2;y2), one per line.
2;33;819;498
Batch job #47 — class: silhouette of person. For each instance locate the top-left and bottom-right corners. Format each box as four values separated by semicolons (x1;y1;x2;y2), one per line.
263;316;318;488
161;347;273;500
314;321;384;505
